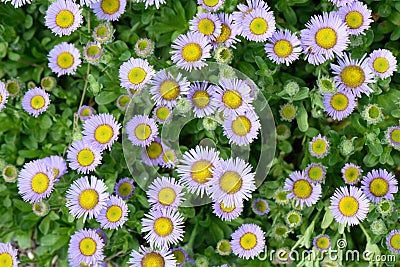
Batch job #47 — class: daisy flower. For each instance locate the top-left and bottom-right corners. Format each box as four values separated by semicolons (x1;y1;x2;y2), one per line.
134;37;154;58
45;0;83;37
215;78;253;116
114;177;135;199
385;126;400;150
331;53;374;98
91;0;126;21
160;147;178;169
341;163;362;185
141;137;164;166
21;87;50;118
329;185;370;226
214;45;234;64
285;210;302;228
0;242;19;267
152;105;172;124
212;200;243;221
141;208;185;249
284;171;322;208
323;91;356;121
386;230;400;254
126;115;158;147
313;235;331;252
48;42;81;77
83;42;103;64
209;157;256;207
17;160;54;204
78;105;95;121
189;12;222;41
41;155;68;181
198;0;225;11
304;163;326;184
96;195;129;229
170;247;188;267
367;49;397;79
0;81;9;112
66;139;103;174
82;113;121;151
171;32;212;71
361;104;384;125
309;134;330;158
279;103;297;122
222;109;261;146
68;229;105;266
177;145;220;197
116;94;131;110
149;70;190;108
147;177;185;210
93;23;114;44
127;246;176;267
337;1;372;36
66;175;109;220
240;8;276;42
231;224;265;260
251;198;269;215
144;0;166;9
212;13;240;48
300;12;349;65
328;0;355;7
119;58;155;91
265;29;302;66
361;169;398;203
187;82;218;118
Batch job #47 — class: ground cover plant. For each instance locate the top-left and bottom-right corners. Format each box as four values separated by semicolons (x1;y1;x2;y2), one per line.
0;0;400;266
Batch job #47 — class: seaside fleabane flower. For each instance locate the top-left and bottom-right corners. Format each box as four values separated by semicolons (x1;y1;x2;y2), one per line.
21;87;51;118
341;163;362;185
0;242;19;267
152;105;172;123
119;58;155;91
212;13;240;48
143;0;166;9
83;42;103;64
361;169;398;203
284;171;322;208
386;230;400;254
313;235;331;252
48;42;81;77
329;185;370;226
96;195;129;229
141;137;164;166
198;0;225;12
91;0;126;21
323;90;356;121
171;32;212;71
147;176;185;210
337;1;372;36
66;139;103;174
127;246;176;267
126;114;158;147
265;29;302;66
385;126;400;150
367;49;397;79
78;105;95;121
300;12;349;65
230;224;265;259
40;155;68;181
240;7;276;42
66;175;109;220
331;53;374;98
45;0;83;37
189;12;222;41
187;81;218;118
114;177;135;199
309;134;330;158
304;163;326;184
212;200;243;221
68;228;105;266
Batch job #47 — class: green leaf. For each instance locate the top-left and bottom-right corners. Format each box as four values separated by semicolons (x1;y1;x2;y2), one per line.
296;104;308;132
95;91;120;105
321;209;334;229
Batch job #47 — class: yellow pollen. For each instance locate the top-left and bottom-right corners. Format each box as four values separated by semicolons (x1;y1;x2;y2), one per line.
203;0;219;7
315;27;337;49
330;93;349;111
215;24;231;44
191;160;213;184
316;237;330;249
239;232;257;250
118;182;133;197
79;238;97;256
57;52;74;69
118;95;130;107
281;105;296;119
153;217;173;237
373;57;389;73
311;139;327;156
79;189;99;210
197;18;215;36
146;141;163;159
219;171;242;194
390;129;400;143
273;40;293;58
128;67;146;85
81;108;91;117
308;166;323;181
155;107;171;121
159;80;180;101
31;173;50;194
292;179;312;199
134;124;151;141
182;43;203;62
232;116;251;136
77;149;95;167
162;150;175;163
222;90;242;109
369;178;389;197
219;201;235;212
345;11;363;29
94;124;113;144
172;249;186;265
55;10;74;28
158;187;176;206
338;196;359;216
390;234;400;250
0;252;13;267
100;0;120;15
106;205;123;222
340;65;365;88
141;252;165;267
249;17;268;35
192;90;210;108
30;95;45;110
86;45;99;57
344;167;359;183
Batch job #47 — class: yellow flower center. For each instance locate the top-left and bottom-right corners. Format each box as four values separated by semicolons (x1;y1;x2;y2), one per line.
153;217;173;237
31;172;50;194
255;200;267;212
79;189;99;210
273;40;293;58
77;149;95;167
338;196;359;216
369;178;389;197
192;90;210;108
146;141;163;159
181;43;203;62
287;213;300;224
96;25;108;37
137;40;149;51
344;167;359;183
367;106;380;119
79;237;97;256
219;171;242;194
218;240;231;253
86;45;100;57
101;0;120;15
330;93;349;111
134;124;151;141
80;108;91;117
311;139;328;156
141;252;165;267
55;10;74;28
215;24;231;44
292;179;312;199
4;166;15;178
340;65;365;88
158;187;176;206
390;129;400;143
203;0;218;7
197;18;215;36
159;80;180;101
249;17;268;35
57;52;74;69
118;95;130;107
345;11;363;29
94;124;114;144
30;95;45;110
128;67;146;85
155;107;171;121
52;168;59;179
222;90;242;109
316;237;330;249
281;105;296;119
106;205;123;222
0;252;13;267
0;95;2;103
315;27;337;49
162;150;176;164
191;160;213;184
239;232;257;250
232;116;251;136
307;166;323;181
172;250;186;265
373;57;389;73
390;234;400;250
117;182;133;197
219;201;235;212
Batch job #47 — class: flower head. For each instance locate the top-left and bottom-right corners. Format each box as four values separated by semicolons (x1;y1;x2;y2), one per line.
48;42;81;77
313;234;331;252
22;87;50;118
231;224;265;259
305;163;326;184
265;29;302;66
223;109;261;146
0;81;9;112
66;139;103;174
96;195;129;229
309;134;330;158
119;58;155;91
367;49;397;79
114;177;135;199
337;1;372;36
91;0;126;21
68;229;105;266
284;171;322;208
45;0;83;36
126;115;158;147
323;91;356;121
341;163;362;185
147;177;185;210
251;198;269;215
198;0;225;11
386;230;400;254
78;105;95;121
385;126;400;151
0;242;19;267
361;169;398;203
189;12;222;41
212;200;243;221
83;42;103;64
127;246;176;267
